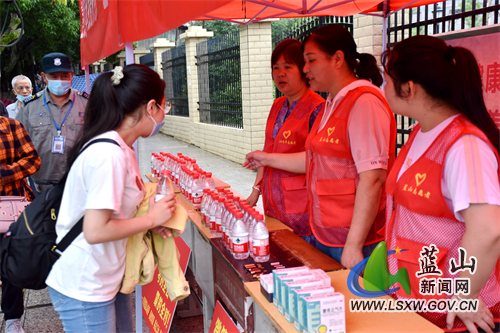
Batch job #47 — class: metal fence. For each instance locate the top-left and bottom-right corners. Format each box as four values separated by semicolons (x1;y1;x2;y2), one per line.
162;44;189;117
196;31;243;128
273;16;354;99
387;0;499;152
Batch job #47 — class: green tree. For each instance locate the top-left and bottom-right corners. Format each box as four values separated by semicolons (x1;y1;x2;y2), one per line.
0;0;80;95
192;20;239;37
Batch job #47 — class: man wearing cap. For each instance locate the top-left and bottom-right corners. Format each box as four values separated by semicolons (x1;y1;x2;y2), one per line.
16;52;88;193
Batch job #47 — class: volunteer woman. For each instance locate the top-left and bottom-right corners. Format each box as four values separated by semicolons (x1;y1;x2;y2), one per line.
245;25;396;269
243;39;324;240
46;65;176;333
383;35;500;333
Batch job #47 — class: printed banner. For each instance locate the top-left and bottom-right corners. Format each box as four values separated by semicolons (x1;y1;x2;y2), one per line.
440;26;500;128
142;237;191;333
209;301;240;333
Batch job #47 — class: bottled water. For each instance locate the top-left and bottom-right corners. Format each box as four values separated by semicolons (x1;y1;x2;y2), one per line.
231;212;249;260
215;197;225;237
252;214;270;262
208;193;219;235
155;170;173;202
204;172;216;192
191;174;204;209
248;211;258;258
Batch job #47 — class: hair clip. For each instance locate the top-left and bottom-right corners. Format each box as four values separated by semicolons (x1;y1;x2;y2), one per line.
111;66;124;86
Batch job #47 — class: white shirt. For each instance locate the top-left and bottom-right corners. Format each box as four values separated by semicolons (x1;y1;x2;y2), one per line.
6;102;19;118
46;131;144;302
397;115;500;221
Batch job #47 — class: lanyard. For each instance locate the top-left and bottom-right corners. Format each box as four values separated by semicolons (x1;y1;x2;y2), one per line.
43;90;75;136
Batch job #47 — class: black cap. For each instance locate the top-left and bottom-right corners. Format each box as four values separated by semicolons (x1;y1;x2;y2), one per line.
42;52;72;74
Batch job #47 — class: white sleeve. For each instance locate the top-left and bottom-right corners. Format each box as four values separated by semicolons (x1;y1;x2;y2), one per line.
443;134;500;222
83;146;127;214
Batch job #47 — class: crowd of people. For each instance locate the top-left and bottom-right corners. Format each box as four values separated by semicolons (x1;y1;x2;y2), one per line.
0;25;498;333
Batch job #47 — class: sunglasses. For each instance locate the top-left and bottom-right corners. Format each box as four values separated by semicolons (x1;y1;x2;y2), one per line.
157;100;173;115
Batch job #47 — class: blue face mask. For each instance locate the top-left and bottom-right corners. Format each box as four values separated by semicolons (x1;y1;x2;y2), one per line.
146;113;165;138
47;79;71;96
16;94;29;102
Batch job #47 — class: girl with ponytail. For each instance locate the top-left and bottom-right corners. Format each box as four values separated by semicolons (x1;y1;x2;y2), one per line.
383;35;500;333
46;65;177;332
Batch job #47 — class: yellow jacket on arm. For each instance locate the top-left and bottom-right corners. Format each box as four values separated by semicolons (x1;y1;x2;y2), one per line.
121;182;190;302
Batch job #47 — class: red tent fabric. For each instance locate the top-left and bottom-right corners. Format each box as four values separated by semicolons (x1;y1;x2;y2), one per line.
80;0;234;66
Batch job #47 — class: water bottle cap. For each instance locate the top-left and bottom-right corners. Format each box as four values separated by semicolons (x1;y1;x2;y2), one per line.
217;188;224;193
218;197;224;202
161;170;169;176
257;214;264;221
235;212;244;219
177;153;183;156
206;172;212;177
226;194;233;199
193;174;199;179
211;193;217;199
233;196;240;201
224;189;231;193
192;159;196;163
160;152;166;156
203;188;210;193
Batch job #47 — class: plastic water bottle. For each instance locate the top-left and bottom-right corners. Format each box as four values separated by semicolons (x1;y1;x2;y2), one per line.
155;170;173;202
150;153;156;175
202;189;213;227
248;211;258;258
231;212;249;260
227;208;237;252
215;197;225;237
252;214;269;262
186;171;194;202
208;193;219;235
191;174;203;209
204;172;216;192
221;202;232;250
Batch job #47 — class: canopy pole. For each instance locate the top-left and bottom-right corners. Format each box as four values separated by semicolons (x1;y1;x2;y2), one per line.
382;0;388;55
85;68;90;93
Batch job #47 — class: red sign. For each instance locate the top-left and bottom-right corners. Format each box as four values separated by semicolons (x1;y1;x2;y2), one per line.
444;29;500;128
209;301;240;333
142;237;191;333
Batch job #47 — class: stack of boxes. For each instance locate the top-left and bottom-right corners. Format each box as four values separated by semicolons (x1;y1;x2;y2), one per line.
260;266;345;333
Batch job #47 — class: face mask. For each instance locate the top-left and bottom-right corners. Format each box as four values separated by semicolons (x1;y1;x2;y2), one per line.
146;112;165;138
16;94;29;102
47;79;71;96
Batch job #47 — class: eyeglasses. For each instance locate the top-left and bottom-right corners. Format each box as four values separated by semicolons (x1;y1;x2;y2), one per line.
15;86;32;92
157;100;172;115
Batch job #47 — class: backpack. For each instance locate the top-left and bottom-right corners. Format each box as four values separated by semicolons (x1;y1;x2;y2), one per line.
0;138;120;290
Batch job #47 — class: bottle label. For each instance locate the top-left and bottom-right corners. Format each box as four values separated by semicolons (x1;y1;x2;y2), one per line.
155;194;166;202
216;219;222;233
232;236;248;253
252;238;270;256
193;196;202;205
210;216;216;230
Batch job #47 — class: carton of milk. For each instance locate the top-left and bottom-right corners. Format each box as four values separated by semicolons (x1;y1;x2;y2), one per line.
283;270;331;322
277;272;317;315
272;267;309;308
292;286;335;332
302;293;345;333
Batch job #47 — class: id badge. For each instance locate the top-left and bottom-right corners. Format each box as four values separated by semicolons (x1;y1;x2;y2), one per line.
52;136;65;154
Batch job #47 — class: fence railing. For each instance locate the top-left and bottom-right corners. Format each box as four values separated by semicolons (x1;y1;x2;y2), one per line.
273;16;354;100
196;30;243;128
162;44;189;117
388;0;499;153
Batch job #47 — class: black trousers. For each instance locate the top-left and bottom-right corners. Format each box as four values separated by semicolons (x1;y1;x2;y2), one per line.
0;234;24;320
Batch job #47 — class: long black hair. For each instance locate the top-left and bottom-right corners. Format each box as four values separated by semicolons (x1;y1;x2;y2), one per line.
382;35;499;153
67;64;166;169
302;25;383;87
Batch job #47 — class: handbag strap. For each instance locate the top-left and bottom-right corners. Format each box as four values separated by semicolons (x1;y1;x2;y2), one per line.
52;138;120;256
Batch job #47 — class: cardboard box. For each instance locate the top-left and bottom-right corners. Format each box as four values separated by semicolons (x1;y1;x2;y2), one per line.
260;273;274;303
272;267;309;308
278;272;317;315
302;293;345;333
292;286;335;332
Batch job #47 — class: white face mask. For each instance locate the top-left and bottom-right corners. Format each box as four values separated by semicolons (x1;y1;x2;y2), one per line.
145;112;165;138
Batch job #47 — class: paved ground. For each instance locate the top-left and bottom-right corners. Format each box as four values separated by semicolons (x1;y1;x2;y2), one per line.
0;132;259;333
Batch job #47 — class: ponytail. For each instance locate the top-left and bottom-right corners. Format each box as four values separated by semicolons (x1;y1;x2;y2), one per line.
67;64;166;170
355;53;383;87
383;35;499;153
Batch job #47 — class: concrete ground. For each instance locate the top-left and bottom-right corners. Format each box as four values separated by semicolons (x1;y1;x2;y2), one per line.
0;132;259;333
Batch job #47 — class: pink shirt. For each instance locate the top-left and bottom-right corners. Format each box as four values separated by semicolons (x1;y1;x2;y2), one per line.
320;80;392;173
397;115;500;221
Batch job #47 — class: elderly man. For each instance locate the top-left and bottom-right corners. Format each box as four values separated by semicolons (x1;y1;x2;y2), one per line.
16;52;88;193
7;75;33;119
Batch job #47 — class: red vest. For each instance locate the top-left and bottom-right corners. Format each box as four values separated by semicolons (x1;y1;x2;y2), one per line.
305;87;396;246
261;90;324;236
385;116;500;331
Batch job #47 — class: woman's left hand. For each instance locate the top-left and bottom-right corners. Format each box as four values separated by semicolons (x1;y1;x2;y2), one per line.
446;296;495;333
151;226;173;239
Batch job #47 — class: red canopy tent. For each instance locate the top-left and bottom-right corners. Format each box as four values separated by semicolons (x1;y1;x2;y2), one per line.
80;0;444;68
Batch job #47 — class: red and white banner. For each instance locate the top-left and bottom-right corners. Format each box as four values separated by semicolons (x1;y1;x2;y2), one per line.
142;237;191;333
209;301;240;333
441;25;500;128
